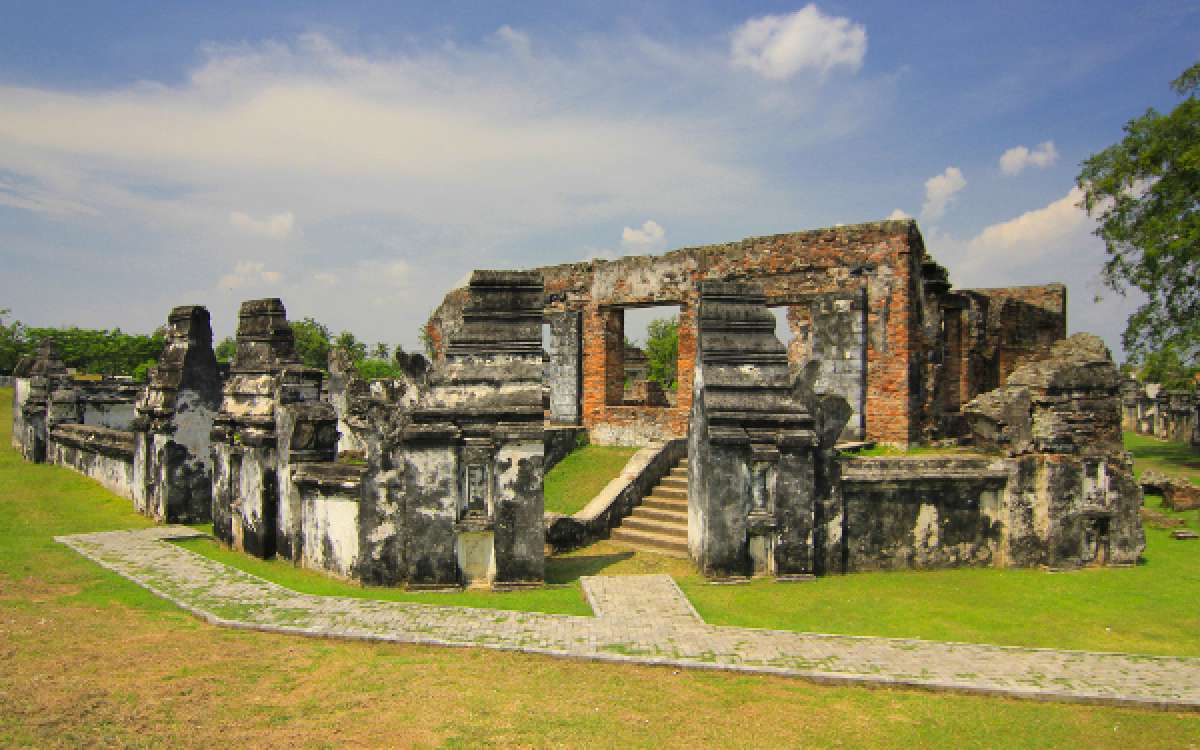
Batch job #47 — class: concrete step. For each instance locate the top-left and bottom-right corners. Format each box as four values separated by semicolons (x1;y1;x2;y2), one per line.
669;467;690;479
658;477;688;490
610;528;690;557
643;495;688;511
621;515;688;538
654;486;687;499
633;506;688;524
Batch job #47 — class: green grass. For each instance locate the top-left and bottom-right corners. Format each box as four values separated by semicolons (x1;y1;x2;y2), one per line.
1124;430;1200;484
544;444;639;515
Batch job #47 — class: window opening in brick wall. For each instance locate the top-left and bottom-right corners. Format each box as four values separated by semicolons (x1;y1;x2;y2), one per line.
607;304;681;407
771;306;803;367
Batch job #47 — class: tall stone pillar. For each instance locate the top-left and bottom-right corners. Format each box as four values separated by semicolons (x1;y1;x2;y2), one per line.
400;271;545;589
12;341;67;462
210;299;323;559
688;281;819;579
131;306;223;522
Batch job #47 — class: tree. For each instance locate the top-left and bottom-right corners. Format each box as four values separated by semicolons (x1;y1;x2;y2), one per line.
333;330;367;365
291;318;333;370
1077;61;1200;364
0;308;27;374
214;336;236;363
1139;346;1199;391
644;316;679;389
371;341;391;360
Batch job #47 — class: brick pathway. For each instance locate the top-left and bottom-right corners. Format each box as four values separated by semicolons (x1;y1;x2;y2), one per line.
58;527;1200;711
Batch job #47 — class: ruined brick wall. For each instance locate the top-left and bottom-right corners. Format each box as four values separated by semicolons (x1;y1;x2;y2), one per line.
428;220;950;446
426;222;1068;447
960;284;1067;400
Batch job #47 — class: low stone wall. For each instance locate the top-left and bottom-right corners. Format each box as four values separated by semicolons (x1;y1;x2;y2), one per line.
838;456;1009;572
0;375;12;388
544;426;587;472
545;439;686;551
47;423;137;500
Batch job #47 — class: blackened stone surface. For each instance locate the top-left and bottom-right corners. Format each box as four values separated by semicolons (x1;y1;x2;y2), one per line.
688;280;818;578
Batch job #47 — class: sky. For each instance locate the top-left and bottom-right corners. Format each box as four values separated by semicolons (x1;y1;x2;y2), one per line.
0;1;1196;359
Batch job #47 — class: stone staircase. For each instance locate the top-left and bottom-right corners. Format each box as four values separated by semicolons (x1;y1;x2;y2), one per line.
610;458;689;558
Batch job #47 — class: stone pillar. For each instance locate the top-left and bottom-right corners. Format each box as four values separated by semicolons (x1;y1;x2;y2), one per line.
12;341;67;462
546;310;582;425
131;305;222;523
210;298;323;559
688;281;819;579
400;271;545;589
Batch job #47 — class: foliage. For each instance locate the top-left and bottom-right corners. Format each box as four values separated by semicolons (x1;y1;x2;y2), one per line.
214;336;236;364
131;359;158;383
1077;61;1200;362
0;308;25;374
1138;346;1199;390
291;317;333;370
371;341;390;360
644;316;679;388
333;330;367;364
21;325;164;375
355;357;404;380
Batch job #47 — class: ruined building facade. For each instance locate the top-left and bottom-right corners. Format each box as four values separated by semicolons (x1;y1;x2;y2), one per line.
10;219;1144;582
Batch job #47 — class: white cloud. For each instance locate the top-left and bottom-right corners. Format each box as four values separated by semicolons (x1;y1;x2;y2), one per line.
493;25;532;58
229;210;295;239
966;186;1087;257
921;166;966;221
887;208;910;220
621;219;666;248
218;260;282;289
731;4;867;80
0;29;894;349
999;141;1059;176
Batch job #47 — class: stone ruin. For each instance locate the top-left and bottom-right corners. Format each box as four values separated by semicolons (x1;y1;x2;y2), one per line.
9;219;1148;584
1121;379;1200;447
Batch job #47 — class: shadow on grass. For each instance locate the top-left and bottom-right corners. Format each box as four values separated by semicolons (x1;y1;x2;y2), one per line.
545;552;635;584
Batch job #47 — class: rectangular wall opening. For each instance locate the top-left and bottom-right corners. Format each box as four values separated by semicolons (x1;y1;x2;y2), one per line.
605;304;682;407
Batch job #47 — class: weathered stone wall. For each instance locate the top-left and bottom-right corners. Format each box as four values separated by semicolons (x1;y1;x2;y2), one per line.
963;333;1145;568
1121;380;1198;446
131;305;223;524
400;271;546;588
47;423;137;499
687;281;821;578
837;457;1008;572
428;220;1066;448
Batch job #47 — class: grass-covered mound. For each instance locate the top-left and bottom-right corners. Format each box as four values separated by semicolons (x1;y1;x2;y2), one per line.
543;444;639;515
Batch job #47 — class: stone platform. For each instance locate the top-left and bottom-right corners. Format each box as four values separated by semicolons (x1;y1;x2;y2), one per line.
58;526;1200;712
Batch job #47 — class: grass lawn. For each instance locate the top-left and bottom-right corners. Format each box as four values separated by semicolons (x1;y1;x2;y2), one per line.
1125;430;1200;485
543;444;639;515
3;387;1200;747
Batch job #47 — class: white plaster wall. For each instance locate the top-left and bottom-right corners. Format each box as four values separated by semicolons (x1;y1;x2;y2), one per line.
11;378;30;451
301;490;361;578
83;402;136;430
48;442;137;501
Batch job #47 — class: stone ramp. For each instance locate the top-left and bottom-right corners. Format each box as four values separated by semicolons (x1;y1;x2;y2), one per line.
56;527;1200;712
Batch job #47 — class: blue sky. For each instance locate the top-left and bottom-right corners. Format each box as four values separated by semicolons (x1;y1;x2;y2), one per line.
1;1;1196;357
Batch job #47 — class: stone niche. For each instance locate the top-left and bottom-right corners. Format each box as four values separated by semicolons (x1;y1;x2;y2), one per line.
210;298;325;559
687;280;820;579
131;305;223;523
400;271;545;589
964;333;1144;568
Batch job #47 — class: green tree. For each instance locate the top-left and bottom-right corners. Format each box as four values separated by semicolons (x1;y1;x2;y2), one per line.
1139;346;1199;391
22;326;164;375
291;318;333;370
371;341;391;360
1077;61;1200;363
0;308;28;374
214;336;236;364
645;316;679;389
333;330;367;364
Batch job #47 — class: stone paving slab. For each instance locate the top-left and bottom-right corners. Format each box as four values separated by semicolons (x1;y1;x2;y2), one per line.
56;527;1200;711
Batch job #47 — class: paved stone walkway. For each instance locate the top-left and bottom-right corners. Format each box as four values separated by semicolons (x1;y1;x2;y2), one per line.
58;527;1200;711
